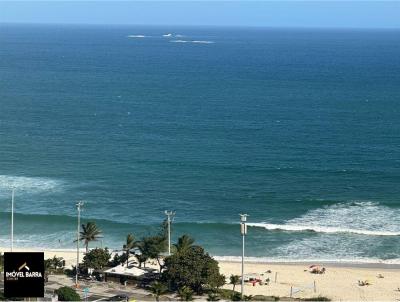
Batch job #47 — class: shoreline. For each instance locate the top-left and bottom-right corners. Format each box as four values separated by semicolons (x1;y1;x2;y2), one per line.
1;246;400;269
215;258;400;270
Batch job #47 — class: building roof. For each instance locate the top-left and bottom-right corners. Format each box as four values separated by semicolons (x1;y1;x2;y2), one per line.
104;264;148;277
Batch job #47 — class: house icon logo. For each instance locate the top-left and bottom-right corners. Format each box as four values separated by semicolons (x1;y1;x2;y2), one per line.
18;262;30;271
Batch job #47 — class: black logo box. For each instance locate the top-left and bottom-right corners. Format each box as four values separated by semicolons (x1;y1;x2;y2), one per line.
4;252;44;298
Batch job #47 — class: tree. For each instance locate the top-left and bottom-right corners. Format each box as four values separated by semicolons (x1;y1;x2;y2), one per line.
78;222;102;253
139;235;167;272
162;245;225;294
159;218;169;240
56;287;81;301
136;253;148;268
44;259;52;269
109;253;128;267
44;256;65;281
51;256;65;269
177;286;194;301
123;233;136;267
229;275;240;292
174;235;195;254
44;259;52;282
83;248;111;270
109;254;121;267
149;281;168;302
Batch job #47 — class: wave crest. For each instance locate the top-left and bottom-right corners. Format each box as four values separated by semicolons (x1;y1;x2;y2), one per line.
249;201;400;237
0;175;63;194
248;223;400;236
127;35;147;38
170;40;214;44
213;255;400;265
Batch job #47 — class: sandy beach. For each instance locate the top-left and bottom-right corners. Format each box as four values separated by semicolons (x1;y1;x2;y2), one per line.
218;261;400;301
2;246;400;300
0;247;83;268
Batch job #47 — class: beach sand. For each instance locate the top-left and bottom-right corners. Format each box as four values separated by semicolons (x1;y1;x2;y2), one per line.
1;247;400;300
0;246;83;268
218;261;400;301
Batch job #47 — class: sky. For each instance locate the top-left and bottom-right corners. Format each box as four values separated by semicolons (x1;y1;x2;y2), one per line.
0;1;400;28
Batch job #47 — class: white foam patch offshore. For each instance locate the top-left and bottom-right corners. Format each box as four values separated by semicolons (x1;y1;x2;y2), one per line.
248;201;400;236
170;40;215;44
127;35;147;38
162;34;184;38
0;231;77;248
0;175;63;194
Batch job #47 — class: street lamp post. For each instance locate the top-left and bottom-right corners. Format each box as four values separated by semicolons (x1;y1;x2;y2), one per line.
76;201;84;287
240;214;248;298
11;188;15;252
164;210;175;255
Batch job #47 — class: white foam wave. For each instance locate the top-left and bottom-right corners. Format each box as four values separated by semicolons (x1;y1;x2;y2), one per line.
213;256;400;265
170;40;214;44
250;201;400;237
0;231;77;248
127;35;147;38
248;223;400;236
0;175;63;194
0;238;30;243
162;34;185;38
192;40;214;44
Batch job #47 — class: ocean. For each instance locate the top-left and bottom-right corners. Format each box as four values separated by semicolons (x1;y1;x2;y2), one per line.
1;24;400;263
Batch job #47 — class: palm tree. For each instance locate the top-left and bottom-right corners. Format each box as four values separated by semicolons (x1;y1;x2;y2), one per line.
136;253;148;268
174;235;195;254
123;233;136;267
149;281;167;302
79;222;102;253
44;259;53;279
51;256;64;269
229;275;240;292
177;286;194;301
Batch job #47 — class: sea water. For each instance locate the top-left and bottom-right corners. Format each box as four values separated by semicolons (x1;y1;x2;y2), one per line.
1;24;400;263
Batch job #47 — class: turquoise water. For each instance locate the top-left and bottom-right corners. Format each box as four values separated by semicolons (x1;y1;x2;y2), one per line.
1;24;400;263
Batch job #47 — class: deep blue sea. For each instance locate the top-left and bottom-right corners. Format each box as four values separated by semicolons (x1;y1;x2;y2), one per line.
1;24;400;263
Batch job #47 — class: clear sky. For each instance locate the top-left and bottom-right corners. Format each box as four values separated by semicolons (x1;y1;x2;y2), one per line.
1;1;400;28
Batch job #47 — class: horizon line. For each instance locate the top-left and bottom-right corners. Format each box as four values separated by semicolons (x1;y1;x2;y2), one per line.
2;21;400;30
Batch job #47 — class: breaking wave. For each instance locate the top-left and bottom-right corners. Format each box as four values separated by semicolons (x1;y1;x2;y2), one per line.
0;175;64;194
248;223;400;236
170;40;214;44
213;255;400;265
127;35;147;38
248;201;400;237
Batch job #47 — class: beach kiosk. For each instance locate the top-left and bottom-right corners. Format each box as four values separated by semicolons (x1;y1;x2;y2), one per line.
104;264;148;285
